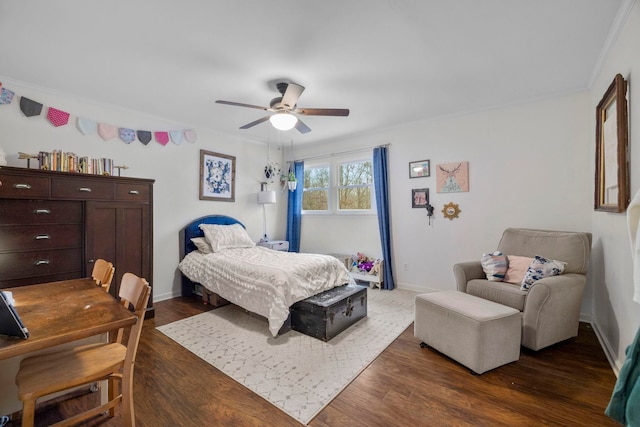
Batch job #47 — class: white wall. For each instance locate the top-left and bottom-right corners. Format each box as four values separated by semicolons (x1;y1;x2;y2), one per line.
0;79;287;301
589;0;640;371
295;92;593;295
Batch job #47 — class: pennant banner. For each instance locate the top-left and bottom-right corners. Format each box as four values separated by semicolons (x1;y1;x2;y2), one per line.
47;107;70;127
20;97;43;117
0;88;15;105
137;130;152;145
1;86;194;147
77;117;97;135
155;131;169;146
98;123;117;141
119;128;136;144
184;129;197;143
170;130;183;145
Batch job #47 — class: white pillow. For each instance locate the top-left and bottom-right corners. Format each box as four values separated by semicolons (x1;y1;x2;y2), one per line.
199;223;255;252
190;237;213;254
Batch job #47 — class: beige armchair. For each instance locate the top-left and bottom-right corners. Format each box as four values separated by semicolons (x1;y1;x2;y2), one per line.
453;228;591;351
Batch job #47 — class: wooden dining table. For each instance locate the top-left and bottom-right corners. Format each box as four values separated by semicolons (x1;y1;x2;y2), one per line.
0;277;137;360
0;277;138;417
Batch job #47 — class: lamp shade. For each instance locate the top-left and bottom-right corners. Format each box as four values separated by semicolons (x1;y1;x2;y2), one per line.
257;190;277;204
269;113;298;131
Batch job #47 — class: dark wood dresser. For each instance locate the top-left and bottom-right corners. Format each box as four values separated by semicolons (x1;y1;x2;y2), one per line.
0;166;154;317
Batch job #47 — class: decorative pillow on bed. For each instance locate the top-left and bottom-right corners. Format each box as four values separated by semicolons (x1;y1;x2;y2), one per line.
199;223;255;252
480;251;508;281
520;255;567;290
504;255;535;284
191;237;213;254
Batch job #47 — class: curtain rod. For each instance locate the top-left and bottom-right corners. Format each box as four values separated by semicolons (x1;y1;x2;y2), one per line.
293;143;390;162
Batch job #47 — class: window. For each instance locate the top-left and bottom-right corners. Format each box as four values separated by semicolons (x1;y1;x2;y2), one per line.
338;160;372;211
302;155;374;214
303;165;330;211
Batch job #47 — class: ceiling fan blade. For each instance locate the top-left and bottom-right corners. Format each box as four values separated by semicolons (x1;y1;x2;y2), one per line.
295;118;311;134
281;83;305;110
216;100;269;111
295;108;350;117
239;116;270;129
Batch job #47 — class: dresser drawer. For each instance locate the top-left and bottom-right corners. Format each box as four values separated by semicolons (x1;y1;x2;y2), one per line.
51;177;115;200
115;182;151;202
0;224;82;251
0;200;82;225
0;173;50;198
0;248;83;280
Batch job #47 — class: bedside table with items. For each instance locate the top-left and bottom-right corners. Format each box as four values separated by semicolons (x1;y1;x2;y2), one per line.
257;240;289;252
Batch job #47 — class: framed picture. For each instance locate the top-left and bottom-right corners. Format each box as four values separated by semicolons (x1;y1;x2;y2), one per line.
412;188;429;208
595;73;629;213
409;160;430;178
199;149;236;202
436;161;469;193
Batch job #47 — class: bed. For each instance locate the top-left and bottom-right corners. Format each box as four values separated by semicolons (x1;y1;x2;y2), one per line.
178;215;355;336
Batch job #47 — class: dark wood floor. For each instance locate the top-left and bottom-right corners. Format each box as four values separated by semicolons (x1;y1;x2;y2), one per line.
7;296;619;427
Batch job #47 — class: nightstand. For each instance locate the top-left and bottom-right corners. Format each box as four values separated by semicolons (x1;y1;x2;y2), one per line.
257;240;289;252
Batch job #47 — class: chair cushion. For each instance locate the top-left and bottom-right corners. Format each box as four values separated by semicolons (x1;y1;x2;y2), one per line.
466;279;527;311
497;228;591;275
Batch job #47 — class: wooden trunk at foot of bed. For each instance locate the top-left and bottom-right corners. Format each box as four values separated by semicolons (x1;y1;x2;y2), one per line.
290;284;367;342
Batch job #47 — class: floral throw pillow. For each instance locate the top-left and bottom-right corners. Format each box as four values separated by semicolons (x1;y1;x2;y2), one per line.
521;255;567;290
480;251;508;281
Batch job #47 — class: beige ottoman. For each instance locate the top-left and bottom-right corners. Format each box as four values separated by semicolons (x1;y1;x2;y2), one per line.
414;290;521;374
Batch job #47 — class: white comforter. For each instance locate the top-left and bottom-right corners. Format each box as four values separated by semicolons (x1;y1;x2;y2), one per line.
178;246;355;336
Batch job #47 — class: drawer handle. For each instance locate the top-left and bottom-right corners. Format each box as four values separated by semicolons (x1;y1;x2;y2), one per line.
78;187;92;192
13;183;32;190
34;260;50;266
34;209;51;215
34;234;50;240
128;190;140;195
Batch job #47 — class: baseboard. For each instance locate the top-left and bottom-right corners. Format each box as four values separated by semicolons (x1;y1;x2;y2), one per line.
395;282;440;293
590;320;622;376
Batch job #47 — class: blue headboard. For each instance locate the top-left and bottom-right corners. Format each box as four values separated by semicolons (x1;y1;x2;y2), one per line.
180;215;245;297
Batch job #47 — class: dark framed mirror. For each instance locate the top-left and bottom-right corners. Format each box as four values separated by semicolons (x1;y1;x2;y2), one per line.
595;73;629;213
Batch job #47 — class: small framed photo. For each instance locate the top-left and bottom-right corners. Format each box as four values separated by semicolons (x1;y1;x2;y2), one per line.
412;188;429;208
199;149;236;202
409;160;430;178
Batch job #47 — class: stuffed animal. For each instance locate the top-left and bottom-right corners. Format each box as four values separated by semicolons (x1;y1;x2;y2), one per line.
369;259;382;276
356;252;375;272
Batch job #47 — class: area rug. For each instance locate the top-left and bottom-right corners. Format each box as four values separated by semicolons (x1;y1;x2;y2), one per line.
157;287;417;425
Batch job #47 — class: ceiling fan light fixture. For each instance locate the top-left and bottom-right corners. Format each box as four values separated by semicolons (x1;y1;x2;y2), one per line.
269;112;298;131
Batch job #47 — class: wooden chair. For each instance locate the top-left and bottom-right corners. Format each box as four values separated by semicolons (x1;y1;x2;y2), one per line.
15;273;151;427
91;259;115;293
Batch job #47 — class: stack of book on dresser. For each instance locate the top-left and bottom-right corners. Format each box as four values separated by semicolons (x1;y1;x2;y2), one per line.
37;150;114;175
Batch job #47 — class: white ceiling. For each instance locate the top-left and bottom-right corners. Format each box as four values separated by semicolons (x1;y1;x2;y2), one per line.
0;0;626;145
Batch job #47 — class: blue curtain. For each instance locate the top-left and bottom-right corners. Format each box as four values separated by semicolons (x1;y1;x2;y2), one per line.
286;161;304;252
373;147;394;290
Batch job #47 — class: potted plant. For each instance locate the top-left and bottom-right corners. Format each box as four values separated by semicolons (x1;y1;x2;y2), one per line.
287;172;297;191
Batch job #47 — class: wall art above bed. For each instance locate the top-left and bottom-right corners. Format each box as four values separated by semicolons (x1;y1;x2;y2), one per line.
199;149;236;202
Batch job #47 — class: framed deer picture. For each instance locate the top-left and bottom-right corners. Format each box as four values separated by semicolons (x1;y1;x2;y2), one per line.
436;161;469;193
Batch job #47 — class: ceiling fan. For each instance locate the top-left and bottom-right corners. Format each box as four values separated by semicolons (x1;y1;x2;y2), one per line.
215;82;349;134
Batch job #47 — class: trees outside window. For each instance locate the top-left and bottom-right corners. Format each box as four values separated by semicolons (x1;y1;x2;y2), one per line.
302;156;374;214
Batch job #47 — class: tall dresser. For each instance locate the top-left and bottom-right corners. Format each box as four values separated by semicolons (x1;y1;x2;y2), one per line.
0;166;154;317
